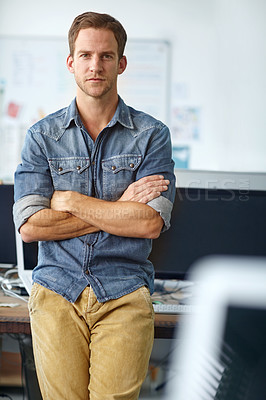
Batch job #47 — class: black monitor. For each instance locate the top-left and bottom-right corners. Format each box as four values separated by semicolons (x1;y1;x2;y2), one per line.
0;184;38;269
149;170;266;280
0;184;17;265
3;171;266;277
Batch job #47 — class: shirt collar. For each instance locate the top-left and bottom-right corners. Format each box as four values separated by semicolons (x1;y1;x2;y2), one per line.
62;98;79;129
108;96;134;130
63;96;134;131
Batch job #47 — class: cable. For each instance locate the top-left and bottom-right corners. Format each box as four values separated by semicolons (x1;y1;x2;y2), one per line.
0;268;28;302
146;342;181;393
1;280;28;303
2;268;19;278
0;393;14;399
16;335;27;400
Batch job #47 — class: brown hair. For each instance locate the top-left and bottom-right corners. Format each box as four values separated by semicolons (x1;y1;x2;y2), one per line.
68;12;127;59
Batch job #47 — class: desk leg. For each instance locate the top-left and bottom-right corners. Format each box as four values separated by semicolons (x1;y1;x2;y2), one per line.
18;335;42;400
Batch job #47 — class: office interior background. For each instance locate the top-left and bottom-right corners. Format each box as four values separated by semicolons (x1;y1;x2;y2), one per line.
1;1;266;399
0;0;266;181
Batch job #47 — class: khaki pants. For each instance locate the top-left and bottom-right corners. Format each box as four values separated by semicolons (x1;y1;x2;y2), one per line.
28;283;154;400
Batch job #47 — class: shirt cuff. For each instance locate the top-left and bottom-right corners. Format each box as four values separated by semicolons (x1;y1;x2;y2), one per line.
13;194;50;231
147;195;173;232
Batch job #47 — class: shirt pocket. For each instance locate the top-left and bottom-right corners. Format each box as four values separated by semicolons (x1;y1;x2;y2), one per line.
102;154;142;200
49;157;91;193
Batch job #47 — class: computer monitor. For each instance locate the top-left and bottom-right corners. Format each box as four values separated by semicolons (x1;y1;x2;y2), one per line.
165;256;266;400
149;170;266;280
0;184;38;271
0;184;17;265
4;170;266;281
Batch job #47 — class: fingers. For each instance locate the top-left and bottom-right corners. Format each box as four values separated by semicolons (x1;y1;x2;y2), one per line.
132;175;166;188
133;189;161;204
131;176;169;197
135;179;169;196
119;175;170;203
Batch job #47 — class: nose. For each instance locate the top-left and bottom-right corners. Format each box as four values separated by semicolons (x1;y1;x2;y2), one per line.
90;55;103;73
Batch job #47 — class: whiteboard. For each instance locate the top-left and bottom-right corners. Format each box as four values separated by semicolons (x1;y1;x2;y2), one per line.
118;40;170;122
0;36;170;182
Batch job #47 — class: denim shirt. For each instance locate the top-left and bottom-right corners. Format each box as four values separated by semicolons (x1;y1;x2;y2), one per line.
13;97;176;303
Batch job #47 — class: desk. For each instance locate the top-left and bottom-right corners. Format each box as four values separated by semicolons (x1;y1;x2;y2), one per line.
0;294;30;335
0;293;179;338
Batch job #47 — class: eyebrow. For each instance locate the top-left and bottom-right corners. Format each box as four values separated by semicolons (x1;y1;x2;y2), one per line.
77;50;116;56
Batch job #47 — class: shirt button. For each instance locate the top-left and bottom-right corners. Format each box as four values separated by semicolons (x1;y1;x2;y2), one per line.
111;165;116;171
129;163;134;168
85;270;89;275
76;165;81;170
92;161;95;165
58;167;63;172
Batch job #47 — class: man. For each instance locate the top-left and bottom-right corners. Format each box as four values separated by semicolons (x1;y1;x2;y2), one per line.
13;12;175;400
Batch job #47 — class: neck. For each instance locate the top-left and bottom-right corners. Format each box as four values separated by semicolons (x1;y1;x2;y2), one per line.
76;91;119;141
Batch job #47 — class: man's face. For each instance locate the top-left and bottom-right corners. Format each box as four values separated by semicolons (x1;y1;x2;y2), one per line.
67;28;126;100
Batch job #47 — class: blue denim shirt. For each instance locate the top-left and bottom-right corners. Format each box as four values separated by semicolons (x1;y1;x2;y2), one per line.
13;97;175;303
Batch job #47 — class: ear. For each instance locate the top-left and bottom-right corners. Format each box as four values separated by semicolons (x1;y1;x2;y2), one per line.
66;55;74;73
118;56;127;75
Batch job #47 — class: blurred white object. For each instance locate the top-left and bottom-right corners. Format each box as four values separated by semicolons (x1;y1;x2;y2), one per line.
165;255;266;400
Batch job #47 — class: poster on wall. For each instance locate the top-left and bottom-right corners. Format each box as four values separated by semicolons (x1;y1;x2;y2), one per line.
171;106;201;142
0;37;75;183
172;145;190;169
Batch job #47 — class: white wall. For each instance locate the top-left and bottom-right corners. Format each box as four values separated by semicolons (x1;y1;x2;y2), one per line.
0;0;265;173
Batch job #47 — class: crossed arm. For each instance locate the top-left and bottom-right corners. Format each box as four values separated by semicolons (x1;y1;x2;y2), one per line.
20;175;169;243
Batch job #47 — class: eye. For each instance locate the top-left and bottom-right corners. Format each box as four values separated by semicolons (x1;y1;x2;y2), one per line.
102;54;113;60
80;53;90;59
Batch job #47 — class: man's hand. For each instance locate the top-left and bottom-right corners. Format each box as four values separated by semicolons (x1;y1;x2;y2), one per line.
119;175;169;203
51;174;169;212
51;190;74;213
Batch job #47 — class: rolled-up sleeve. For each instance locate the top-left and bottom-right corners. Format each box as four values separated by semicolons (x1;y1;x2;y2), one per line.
136;124;176;232
147;195;173;232
13;194;50;231
13;127;54;231
14;129;54;202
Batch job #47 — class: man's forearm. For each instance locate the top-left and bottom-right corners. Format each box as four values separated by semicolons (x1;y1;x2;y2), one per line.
20;174;169;242
51;191;163;239
20;208;100;243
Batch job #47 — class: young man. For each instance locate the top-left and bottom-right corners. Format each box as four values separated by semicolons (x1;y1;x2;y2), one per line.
13;12;175;400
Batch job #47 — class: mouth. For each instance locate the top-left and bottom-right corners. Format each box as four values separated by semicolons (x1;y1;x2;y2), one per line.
87;77;105;82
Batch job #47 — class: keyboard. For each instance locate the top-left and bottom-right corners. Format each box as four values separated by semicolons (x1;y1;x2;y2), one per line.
152;302;198;314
